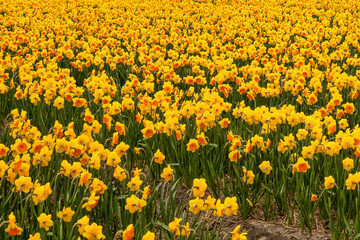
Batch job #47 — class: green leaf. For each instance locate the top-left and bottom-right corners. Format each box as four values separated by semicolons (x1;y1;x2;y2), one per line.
261;183;273;193
116;195;128;200
157;221;171;233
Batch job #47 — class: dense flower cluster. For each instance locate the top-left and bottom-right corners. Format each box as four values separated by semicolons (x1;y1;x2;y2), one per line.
1;0;360;238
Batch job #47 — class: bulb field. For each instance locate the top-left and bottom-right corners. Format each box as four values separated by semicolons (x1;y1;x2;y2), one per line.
0;0;360;239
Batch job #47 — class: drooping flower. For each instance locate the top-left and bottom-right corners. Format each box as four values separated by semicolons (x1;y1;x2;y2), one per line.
142;231;155;240
259;161;272;175
14;176;33;193
161;165;173;182
123;224;134;240
4;212;23;236
189;197;204;214
324;176;336;190
28;233;41;240
342;158;354;172
192;178;207;197
57;207;75;222
127;176;143;191
83;223;105;240
125;195;147;213
82;193;100;211
154;149;165;164
224;197;239;216
231;225;247;240
242;168;255;185
114;165;127;182
37;213;53;231
76;216;90;235
168;218;182;233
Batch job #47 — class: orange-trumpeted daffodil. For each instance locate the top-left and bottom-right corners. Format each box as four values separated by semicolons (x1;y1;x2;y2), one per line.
292;157;311;173
123;224;134;240
4;212;23;236
82;193;100;211
186;139;199;152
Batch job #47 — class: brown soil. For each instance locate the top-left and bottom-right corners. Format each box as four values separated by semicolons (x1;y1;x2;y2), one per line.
0;114;11;135
175;180;332;240
196;211;332;240
223;219;331;240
